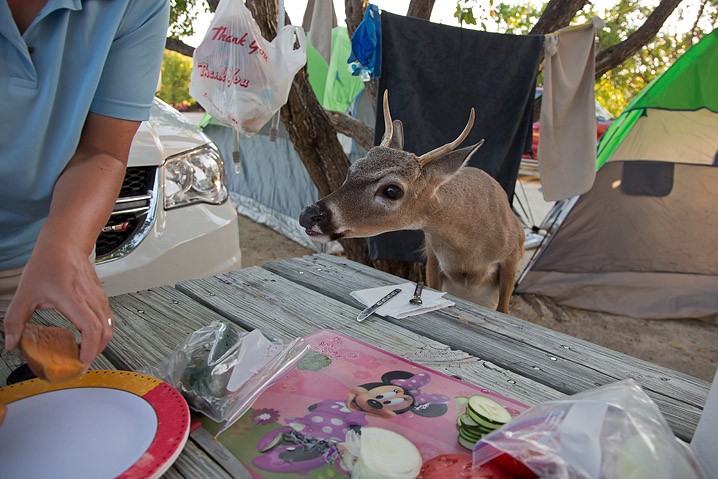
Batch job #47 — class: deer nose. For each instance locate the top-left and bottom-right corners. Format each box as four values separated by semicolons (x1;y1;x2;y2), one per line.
299;204;325;228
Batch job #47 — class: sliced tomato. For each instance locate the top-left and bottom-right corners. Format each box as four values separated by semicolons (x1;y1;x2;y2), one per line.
417;454;516;479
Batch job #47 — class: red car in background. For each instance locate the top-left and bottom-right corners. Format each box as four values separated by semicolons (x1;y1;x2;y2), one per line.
520;88;614;174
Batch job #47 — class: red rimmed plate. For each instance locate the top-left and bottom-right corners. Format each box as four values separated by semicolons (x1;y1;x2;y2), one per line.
0;370;189;479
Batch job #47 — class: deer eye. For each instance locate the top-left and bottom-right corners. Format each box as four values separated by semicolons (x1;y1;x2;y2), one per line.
382;184;403;200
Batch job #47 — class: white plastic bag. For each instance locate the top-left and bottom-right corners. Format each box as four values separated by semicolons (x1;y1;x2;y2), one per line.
189;0;307;136
472;379;706;479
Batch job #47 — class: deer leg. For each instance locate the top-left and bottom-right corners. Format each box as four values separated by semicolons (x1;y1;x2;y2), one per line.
496;259;519;313
425;248;442;290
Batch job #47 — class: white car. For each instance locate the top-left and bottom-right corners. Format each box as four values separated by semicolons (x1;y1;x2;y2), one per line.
96;98;242;296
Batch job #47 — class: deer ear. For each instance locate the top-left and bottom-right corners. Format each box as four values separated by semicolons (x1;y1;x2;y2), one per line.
422;141;484;182
389;120;404;149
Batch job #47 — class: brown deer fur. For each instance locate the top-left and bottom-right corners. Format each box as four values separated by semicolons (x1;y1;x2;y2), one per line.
299;92;524;313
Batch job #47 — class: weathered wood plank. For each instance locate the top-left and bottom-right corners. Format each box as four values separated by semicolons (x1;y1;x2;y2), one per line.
262;254;709;441
176;267;563;408
106;286;244;372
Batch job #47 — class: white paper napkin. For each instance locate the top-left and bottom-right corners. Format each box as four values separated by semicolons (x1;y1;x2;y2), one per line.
350;282;455;319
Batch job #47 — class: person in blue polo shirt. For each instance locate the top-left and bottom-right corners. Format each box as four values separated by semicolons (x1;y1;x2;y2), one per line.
0;0;169;367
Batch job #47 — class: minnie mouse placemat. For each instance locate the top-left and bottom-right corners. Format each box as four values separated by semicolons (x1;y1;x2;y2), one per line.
198;329;528;478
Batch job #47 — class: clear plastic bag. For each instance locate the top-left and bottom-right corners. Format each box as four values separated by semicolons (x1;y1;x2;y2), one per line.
143;321;308;428
189;0;307;136
473;379;706;479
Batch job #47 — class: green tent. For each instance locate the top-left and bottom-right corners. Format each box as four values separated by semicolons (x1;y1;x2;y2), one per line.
516;29;718;321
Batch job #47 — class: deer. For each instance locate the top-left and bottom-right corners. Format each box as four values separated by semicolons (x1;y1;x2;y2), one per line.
299;92;525;313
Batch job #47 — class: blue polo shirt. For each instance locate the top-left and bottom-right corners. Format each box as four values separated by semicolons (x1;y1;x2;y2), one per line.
0;0;169;269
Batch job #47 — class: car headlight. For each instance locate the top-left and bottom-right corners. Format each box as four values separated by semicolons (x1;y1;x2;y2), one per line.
163;145;228;209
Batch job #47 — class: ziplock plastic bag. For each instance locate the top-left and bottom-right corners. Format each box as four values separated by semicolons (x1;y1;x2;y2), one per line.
189;0;307;135
143;321;308;426
473;379;706;479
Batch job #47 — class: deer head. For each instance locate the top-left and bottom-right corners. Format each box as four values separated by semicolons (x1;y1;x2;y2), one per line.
299;91;483;243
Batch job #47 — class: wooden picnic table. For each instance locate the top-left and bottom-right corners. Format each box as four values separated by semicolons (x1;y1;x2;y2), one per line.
0;253;710;478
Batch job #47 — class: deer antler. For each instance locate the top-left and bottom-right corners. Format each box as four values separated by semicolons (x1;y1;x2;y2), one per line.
379;90;394;147
417;108;476;167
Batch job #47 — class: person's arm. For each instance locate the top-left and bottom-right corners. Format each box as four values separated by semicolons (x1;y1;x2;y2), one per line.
3;113;140;365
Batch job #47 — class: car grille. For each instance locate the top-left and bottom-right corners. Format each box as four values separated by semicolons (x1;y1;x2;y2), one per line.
96;166;156;261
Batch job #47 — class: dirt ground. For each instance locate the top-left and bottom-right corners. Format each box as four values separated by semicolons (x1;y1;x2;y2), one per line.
237;210;718;383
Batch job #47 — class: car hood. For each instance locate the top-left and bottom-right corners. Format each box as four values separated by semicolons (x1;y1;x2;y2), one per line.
127;98;210;167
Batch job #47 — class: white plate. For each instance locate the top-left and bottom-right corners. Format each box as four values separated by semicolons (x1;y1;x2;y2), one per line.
0;370;189;479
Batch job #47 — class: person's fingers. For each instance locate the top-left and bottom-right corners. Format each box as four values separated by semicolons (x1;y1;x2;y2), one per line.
2;299;34;351
53;301;103;366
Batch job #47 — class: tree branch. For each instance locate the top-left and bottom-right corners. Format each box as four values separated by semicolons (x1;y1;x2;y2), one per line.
326;111;374;151
595;0;684;77
165;37;195;57
529;0;589;34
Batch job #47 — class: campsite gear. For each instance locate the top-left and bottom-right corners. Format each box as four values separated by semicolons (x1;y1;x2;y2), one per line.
473;379;706;479
410;281;424;305
369;12;543;263
356;288;402;322
516;28;718;321
351;283;454;319
539;17;604;201
189;0;307;136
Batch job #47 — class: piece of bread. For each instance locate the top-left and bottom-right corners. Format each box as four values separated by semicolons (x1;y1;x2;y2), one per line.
19;324;85;383
0;403;6;425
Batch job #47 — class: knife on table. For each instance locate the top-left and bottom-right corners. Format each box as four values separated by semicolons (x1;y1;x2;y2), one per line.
357;288;402;322
190;420;253;479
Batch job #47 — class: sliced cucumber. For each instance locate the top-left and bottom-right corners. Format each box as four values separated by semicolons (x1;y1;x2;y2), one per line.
459;426;483;443
458;414;493;435
466;408;508;431
456;395;513;453
467;396;512;425
458;435;478;451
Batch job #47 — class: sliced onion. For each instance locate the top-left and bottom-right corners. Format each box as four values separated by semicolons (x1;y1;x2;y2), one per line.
342;427;423;479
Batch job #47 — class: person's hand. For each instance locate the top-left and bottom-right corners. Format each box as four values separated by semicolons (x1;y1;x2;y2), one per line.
3;242;113;366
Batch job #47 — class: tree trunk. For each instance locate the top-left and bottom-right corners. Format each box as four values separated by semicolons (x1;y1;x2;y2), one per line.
529;0;588;34
248;0;370;264
595;0;684;77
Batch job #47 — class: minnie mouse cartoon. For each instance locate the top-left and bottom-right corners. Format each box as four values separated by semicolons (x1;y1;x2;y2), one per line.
252;370;450;475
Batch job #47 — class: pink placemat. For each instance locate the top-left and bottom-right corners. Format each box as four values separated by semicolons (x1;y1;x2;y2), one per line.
201;329;528;478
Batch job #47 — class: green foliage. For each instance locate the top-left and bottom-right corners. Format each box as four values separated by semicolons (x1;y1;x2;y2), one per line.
492;2;542;34
157;50;197;111
455;2;478;26
169;0;209;39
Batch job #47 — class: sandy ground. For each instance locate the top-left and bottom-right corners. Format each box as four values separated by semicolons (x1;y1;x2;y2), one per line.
236;178;718;383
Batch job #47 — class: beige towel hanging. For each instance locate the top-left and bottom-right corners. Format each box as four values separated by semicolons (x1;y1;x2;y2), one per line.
539;17;604;201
